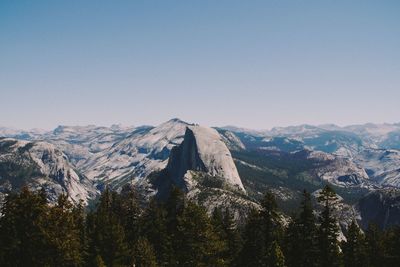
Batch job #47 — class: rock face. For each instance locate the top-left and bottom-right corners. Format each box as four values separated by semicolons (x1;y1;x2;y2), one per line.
312;189;358;241
0;138;97;204
40;125;135;168
307;150;370;187
357;189;400;229
150;125;253;221
354;149;400;187
166;126;246;193
217;129;246;151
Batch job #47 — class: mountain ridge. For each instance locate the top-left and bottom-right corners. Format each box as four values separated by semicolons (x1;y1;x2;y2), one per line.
1;119;400;228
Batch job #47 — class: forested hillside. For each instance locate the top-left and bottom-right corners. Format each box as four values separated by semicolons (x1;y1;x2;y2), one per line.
1;186;400;267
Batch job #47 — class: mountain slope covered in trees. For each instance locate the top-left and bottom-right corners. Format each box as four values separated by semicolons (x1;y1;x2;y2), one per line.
2;186;400;267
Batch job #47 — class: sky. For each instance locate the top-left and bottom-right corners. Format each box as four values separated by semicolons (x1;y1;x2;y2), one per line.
1;0;399;130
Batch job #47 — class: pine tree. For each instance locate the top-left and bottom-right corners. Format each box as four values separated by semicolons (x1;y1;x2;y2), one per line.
211;207;242;265
175;201;225;266
133;237;158;267
165;187;187;265
260;192;283;266
299;190;318;262
317;185;341;267
260;192;281;246
141;199;172;266
268;241;286;267
239;192;284;267
211;207;225;238
211;207;229;263
73;199;88;261
239;209;265;267
42;194;84;266
94;255;106;267
283;219;301;267
0;187;49;266
382;225;400;267
222;208;242;265
165;187;185;227
86;188;129;267
118;185;141;244
342;220;367;267
365;223;384;267
284;190;318;267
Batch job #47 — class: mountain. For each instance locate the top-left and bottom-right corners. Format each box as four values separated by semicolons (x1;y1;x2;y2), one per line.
306;150;369;187
35;124;135;168
150;125;255;219
0;138;96;204
81;119;190;188
162;125;245;193
231;148;370;212
224;122;400;155
267;124;325;137
267;128;364;157
344;123;400;148
0;127;47;140
216;128;246;151
354;149;400;187
222;125;365;158
0;124;136;171
2;119;400;228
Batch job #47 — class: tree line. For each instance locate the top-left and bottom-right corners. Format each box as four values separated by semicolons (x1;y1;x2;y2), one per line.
1;185;400;267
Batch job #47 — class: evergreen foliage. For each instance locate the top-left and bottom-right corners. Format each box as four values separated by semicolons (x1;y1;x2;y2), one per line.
268;241;286;267
2;186;400;267
342;220;367;267
133;237;158;267
317;185;341;267
239;192;283;267
284;190;318;267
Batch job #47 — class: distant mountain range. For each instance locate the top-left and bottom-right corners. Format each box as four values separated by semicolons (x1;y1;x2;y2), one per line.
1;119;400;229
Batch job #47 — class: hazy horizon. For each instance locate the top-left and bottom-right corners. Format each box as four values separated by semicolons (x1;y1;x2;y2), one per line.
1;1;399;129
1;117;399;133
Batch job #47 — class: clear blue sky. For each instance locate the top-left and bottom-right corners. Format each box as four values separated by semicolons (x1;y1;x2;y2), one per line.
1;0;399;129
